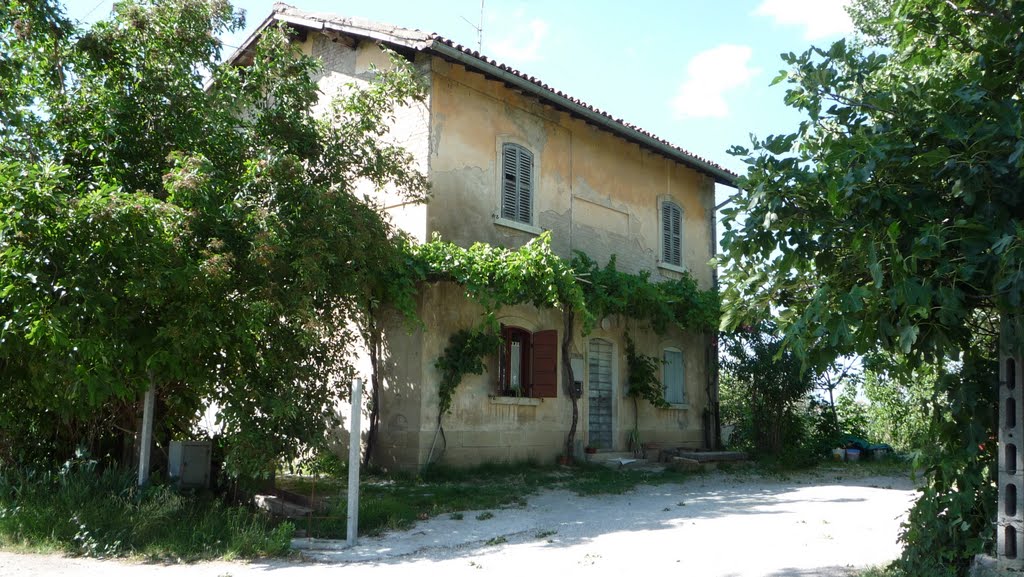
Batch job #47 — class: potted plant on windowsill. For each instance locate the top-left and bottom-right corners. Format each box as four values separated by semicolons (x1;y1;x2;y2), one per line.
584;445;598;454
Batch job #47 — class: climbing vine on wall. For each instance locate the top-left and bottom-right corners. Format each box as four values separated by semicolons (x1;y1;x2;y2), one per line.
434;327;503;416
373;231;718;466
408;231;586;315
403;233;718;417
572;252;719;334
625;336;670;410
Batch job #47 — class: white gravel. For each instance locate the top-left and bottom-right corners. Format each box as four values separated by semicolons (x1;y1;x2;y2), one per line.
0;468;917;577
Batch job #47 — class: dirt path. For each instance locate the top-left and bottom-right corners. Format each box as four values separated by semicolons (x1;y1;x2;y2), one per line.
0;469;917;577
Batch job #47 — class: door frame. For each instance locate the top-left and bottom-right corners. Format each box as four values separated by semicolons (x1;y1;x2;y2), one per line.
586;337;617;450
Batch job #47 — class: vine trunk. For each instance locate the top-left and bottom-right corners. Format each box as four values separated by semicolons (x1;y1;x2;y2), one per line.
562;307;578;459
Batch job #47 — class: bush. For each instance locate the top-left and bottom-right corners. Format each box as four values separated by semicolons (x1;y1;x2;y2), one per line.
719;325;818;456
0;456;292;560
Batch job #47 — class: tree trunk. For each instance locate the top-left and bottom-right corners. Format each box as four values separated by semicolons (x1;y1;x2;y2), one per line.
705;333;721;449
362;317;381;469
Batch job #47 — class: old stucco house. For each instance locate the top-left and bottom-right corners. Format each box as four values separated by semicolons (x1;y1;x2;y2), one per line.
230;4;738;470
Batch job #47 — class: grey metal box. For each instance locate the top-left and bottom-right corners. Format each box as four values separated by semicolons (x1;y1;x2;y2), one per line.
168;440;211;489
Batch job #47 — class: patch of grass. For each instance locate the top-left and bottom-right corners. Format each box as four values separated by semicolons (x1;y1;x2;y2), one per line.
559;463;692;496
0;464;292;560
484;535;506;545
449;513;464;520
476;511;494;521
535;529;557;539
293;461;562;539
744;452;916;479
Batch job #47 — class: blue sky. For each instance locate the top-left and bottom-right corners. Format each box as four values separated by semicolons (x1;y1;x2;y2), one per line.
64;0;854;181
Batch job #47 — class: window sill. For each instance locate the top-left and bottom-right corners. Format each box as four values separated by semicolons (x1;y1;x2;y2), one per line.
489;395;542;407
494;216;543;236
663;403;689;410
658;261;688;275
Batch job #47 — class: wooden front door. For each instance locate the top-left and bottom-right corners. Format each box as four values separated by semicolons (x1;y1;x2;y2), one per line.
588;338;613;450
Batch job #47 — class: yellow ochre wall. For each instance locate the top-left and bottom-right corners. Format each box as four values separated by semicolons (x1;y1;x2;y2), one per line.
402;56;716;469
301;34;716;470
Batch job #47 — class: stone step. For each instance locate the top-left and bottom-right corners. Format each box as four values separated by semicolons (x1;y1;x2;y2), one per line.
583;452;665;472
673;450;749;463
255;494;314;519
590;451;640;461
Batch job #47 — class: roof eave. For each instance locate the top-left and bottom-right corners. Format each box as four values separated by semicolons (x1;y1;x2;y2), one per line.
224;7;738;188
429;41;737;187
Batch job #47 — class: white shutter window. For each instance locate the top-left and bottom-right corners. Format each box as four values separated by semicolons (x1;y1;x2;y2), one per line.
663;349;685;404
662;201;682;266
501;143;533;225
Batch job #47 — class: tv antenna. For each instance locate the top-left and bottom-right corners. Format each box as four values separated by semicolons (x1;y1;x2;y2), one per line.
460;0;484;52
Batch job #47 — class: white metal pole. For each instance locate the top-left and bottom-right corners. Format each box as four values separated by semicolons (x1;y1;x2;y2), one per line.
138;381;156;486
346;378;363;547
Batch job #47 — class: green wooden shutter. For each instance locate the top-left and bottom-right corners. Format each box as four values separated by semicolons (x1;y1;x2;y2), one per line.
662;201;682;266
501;144;519;221
516;147;532;224
663;349;685;404
501;143;533;224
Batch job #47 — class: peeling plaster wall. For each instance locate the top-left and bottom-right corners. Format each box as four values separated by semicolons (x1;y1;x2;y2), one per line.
298;36;717;470
426;57;716;287
413;58;714;467
416;283;574;467
303;34;432;243
297;34;433;469
407;285;706;470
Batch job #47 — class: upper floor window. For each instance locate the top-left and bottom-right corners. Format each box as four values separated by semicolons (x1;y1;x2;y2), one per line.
501;143;533;225
661;200;682;267
663;348;686;405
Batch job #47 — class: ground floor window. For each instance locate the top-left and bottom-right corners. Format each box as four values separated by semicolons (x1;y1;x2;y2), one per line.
663;348;686;404
497;325;558;398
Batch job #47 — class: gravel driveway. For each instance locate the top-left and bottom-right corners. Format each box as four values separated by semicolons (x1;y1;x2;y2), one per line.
0;468;917;577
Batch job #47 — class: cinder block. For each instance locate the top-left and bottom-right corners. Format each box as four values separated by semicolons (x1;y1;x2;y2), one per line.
997;520;1024;569
999;477;1024;522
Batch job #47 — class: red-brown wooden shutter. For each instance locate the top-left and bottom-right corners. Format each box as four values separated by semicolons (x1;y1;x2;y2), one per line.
531;329;558;398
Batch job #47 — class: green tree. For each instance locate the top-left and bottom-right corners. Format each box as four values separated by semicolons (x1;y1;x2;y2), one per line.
0;0;426;475
719;0;1013;572
861;352;937;453
720;324;817;455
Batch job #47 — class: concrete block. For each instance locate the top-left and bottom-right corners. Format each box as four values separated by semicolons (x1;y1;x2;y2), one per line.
997;520;1024;571
1000;476;1024;523
971;553;1022;576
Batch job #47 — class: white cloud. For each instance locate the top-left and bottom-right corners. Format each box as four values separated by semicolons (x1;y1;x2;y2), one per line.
670;44;760;120
754;0;854;40
488;18;549;63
